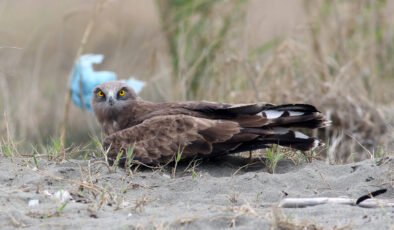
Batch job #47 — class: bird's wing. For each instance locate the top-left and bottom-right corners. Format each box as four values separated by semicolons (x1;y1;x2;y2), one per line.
130;101;328;129
104;113;325;165
103;115;241;164
184;102;329;129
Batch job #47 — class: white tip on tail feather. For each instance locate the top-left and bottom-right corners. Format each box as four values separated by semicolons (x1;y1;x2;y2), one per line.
262;110;284;119
294;131;309;139
289;111;304;116
322;120;332;127
261;110;305;119
312;139;323;150
294;132;323;150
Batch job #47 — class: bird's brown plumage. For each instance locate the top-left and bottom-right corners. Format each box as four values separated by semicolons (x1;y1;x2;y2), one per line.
92;81;330;164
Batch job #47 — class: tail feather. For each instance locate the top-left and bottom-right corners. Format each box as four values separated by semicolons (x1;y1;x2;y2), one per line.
209;103;329;152
240;127;323;151
265;113;330;129
263;104;319;113
217;103;319;116
207;103;330;129
259;104;329;129
194;103;329;155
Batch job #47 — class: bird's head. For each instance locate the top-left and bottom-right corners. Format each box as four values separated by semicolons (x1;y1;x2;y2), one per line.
91;81;137;118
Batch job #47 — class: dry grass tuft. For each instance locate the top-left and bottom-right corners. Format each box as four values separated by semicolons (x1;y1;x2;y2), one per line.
269;207;323;230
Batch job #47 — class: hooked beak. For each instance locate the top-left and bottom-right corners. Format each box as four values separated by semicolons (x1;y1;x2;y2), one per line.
107;92;115;106
108;97;114;106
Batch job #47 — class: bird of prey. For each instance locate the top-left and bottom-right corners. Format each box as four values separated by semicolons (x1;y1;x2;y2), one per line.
92;81;330;164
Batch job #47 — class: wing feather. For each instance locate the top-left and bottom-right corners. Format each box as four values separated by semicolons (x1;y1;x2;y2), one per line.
103;115;241;164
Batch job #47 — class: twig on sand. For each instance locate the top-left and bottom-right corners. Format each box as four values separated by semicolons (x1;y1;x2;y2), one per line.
7;213;27;228
35;168;104;195
279;197;394;208
279;189;393;208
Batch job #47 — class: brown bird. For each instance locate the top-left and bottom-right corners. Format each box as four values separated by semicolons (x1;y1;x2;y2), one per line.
92;81;330;164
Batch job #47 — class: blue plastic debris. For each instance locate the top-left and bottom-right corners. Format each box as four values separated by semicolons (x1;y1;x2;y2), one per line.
69;54;145;111
125;77;145;94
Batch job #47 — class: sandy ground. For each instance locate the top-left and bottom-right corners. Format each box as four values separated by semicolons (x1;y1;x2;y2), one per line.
0;155;393;230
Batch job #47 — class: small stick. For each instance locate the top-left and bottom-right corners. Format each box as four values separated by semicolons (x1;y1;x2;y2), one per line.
279;197;353;208
279;197;394;208
59;0;107;160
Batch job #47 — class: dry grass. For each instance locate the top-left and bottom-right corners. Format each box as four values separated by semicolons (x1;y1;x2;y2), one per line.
0;0;393;163
269;207;323;230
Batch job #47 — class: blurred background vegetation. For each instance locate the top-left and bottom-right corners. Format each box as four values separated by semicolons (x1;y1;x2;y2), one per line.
0;0;393;163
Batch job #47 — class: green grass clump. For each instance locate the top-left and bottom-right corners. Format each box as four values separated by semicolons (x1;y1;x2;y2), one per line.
0;142;15;158
265;146;284;174
46;138;63;160
172;146;184;178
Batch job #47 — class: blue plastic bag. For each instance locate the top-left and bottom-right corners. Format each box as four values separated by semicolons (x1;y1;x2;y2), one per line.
70;54;145;111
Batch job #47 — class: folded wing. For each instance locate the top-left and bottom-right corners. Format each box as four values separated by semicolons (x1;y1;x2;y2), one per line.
104;110;327;164
103;115;240;164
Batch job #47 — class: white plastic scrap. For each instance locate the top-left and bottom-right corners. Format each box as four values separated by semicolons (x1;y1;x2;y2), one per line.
53;190;72;203
43;190;52;196
28;199;39;207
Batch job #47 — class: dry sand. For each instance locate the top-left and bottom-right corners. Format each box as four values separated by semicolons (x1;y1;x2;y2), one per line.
0;156;393;229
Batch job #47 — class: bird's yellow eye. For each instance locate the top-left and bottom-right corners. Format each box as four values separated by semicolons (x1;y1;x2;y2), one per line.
97;91;104;97
118;89;126;97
